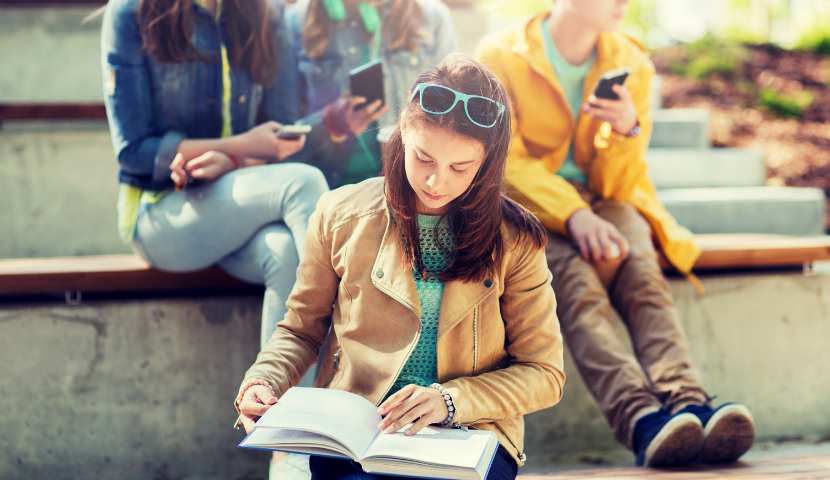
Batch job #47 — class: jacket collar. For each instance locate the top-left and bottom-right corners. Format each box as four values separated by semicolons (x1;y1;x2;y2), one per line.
371;204;496;339
511;13;623;116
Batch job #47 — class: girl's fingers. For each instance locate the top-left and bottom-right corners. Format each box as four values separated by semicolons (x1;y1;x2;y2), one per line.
379;395;419;431
406;414;434;436
598;229;614;260
378;385;414;416
586;233;602;263
349;95;368;107
240;414;257;434
390;404;431;435
612;84;633;102
185;155;214;172
576;236;590;261
611;232;630;260
367;104;390;123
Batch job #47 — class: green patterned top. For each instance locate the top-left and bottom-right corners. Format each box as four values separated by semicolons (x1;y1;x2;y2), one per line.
386;214;454;398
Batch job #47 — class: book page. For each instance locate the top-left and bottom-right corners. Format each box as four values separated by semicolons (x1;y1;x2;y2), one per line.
240;428;353;457
253;387;382;459
362;426;492;468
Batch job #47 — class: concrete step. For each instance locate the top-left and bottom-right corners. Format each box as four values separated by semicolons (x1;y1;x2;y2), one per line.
650;108;711;149
647;148;766;189
658;187;826;235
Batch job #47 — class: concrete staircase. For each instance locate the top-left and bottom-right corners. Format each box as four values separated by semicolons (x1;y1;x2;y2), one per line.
647;96;826;235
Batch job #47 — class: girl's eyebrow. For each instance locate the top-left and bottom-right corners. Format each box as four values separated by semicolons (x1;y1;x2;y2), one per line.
415;146;479;166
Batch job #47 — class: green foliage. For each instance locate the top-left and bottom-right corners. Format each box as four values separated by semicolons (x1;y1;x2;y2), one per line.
670;35;748;80
758;87;814;118
794;17;830;56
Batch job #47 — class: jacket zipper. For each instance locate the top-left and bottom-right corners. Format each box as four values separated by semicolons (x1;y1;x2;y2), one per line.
373;281;421;404
472;306;478;376
323;347;342;388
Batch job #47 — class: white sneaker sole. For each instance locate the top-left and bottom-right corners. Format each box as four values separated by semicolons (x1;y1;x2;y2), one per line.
701;404;755;463
645;413;705;467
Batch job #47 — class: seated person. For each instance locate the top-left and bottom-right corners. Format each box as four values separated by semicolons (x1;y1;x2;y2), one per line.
476;0;754;467
287;0;457;188
102;0;326;382
234;53;566;480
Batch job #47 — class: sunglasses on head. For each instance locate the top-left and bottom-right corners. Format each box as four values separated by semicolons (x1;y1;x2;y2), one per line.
409;83;505;128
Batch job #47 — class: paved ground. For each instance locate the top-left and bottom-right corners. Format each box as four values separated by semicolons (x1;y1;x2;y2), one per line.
518;440;830;476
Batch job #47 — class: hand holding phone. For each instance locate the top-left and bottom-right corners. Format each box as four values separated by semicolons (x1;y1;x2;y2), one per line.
349;60;385;111
582;66;638;135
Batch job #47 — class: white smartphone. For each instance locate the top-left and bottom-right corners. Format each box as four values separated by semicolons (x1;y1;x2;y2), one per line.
276;124;312;140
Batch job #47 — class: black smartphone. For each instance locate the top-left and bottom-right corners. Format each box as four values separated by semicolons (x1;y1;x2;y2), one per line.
349;60;385;111
593;67;631;100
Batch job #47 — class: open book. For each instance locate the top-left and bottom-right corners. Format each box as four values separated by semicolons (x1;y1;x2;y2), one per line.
238;387;499;480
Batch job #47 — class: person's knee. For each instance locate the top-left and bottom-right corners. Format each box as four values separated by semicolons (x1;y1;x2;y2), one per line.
256;226;300;286
286;163;329;200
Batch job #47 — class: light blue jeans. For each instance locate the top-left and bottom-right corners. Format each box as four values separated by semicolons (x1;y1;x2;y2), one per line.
130;163;329;387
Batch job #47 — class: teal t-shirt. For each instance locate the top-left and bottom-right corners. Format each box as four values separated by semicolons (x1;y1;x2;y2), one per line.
542;17;594;185
342;126;382;185
385;214;453;399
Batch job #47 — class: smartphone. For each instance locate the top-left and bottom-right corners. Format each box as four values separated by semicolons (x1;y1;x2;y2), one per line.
349;60;385;111
593;67;631;101
276;124;312;140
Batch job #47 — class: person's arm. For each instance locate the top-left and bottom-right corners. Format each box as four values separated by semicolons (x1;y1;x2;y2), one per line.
238;192;339;397
101;0;183;185
475;39;590;237
442;240;565;424
425;0;458;62
585;58;654;202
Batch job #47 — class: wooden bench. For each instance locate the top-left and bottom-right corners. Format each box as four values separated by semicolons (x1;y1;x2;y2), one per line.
2;234;830;299
516;453;830;479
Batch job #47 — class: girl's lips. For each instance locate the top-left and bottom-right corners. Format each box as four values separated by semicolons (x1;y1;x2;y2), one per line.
423;190;447;201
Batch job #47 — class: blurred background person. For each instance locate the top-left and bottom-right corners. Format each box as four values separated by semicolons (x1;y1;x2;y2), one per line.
101;0;328;411
477;0;755;468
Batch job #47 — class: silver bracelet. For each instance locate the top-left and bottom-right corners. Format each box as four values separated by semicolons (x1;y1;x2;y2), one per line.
429;383;455;426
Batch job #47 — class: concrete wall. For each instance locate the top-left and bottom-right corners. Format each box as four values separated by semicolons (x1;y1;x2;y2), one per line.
0;7;104;102
1;271;829;478
0;295;267;480
0;123;129;258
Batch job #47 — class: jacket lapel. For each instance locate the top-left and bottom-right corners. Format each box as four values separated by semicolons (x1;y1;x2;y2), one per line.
437;275;496;340
371;208;422;319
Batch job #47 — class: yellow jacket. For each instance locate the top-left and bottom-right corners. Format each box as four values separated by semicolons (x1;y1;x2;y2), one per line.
476;14;700;273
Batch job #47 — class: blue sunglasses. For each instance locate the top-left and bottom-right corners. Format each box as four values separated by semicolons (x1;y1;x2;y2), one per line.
409;83;505;128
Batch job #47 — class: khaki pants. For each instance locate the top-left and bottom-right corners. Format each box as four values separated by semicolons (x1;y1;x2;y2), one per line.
547;186;708;449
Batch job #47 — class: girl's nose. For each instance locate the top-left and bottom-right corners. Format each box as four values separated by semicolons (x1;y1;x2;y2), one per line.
426;173;438;189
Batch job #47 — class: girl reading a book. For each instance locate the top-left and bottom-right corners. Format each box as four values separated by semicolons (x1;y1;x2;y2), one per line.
234;53;566;480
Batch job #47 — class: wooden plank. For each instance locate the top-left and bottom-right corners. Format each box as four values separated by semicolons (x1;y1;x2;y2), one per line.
0;103;107;121
517;454;830;479
660;234;830;271
0;255;252;295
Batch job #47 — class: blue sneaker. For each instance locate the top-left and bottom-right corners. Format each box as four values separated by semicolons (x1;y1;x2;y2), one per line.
679;403;755;463
633;408;704;467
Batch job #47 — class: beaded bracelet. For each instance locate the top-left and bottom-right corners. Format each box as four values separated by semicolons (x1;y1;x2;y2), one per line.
429;383;455;426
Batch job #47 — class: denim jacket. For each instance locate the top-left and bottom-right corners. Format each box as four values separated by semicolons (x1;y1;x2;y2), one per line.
101;0;298;192
286;0;456;187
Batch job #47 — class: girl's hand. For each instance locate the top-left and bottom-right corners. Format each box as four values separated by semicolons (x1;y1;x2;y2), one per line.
170;153;190;188
582;84;639;136
566;209;630;263
326;95;390;137
376;385;449;436
238;385;278;434
186;150;237;181
239;121;307;161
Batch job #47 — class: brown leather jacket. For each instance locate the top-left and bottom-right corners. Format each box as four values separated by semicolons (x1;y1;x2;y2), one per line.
239;177;566;465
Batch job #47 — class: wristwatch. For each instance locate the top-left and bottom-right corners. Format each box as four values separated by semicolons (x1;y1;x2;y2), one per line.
625;123;641;138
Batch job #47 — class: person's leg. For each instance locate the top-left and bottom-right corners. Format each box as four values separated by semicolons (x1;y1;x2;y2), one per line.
594;200;709;415
217;222;319;386
546;233;661;449
134;163;328;270
309;456;392;480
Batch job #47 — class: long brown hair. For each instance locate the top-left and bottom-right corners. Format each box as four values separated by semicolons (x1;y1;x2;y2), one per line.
138;0;281;86
383;53;547;283
302;0;424;59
